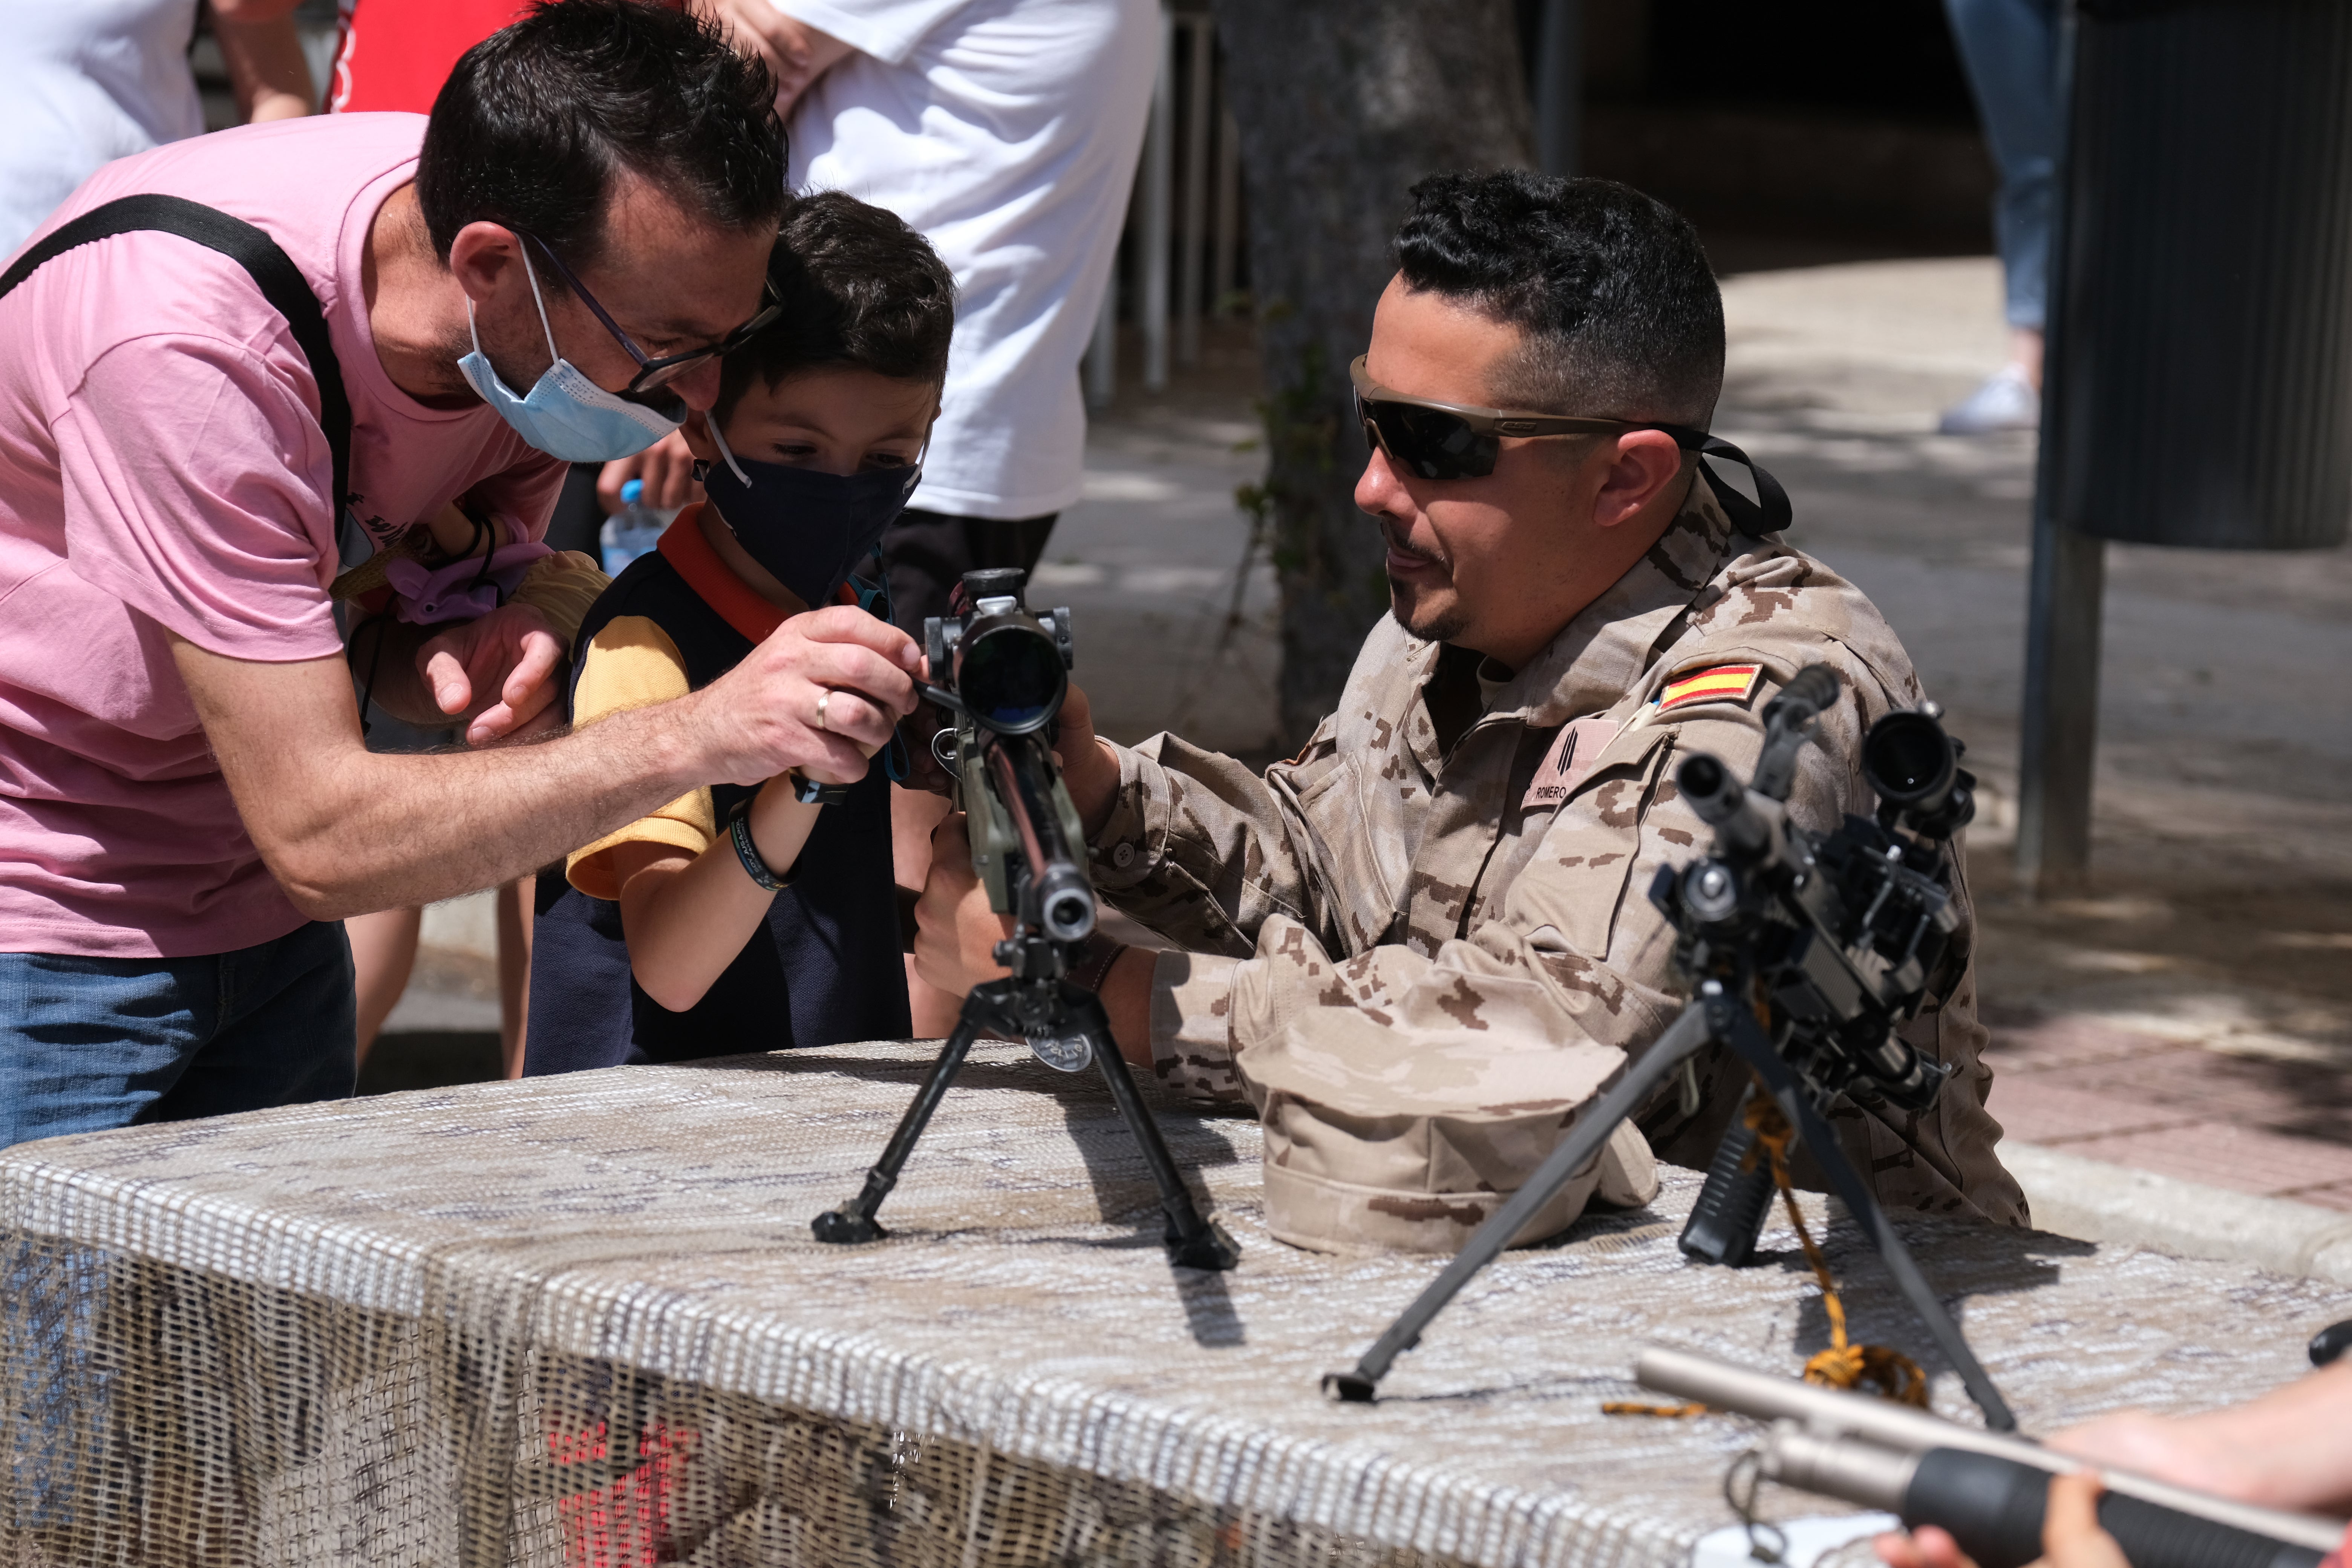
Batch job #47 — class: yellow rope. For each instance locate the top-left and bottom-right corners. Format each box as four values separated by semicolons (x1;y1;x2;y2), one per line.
1607;1082;1928;1418
1744;1093;1929;1407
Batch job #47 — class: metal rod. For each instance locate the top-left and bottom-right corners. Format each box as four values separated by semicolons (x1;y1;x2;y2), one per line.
1141;6;1174;392
1176;15;1213;366
2015;0;2101;898
1326;1002;1717;1399
1637;1348;2350;1553
1086;255;1117;409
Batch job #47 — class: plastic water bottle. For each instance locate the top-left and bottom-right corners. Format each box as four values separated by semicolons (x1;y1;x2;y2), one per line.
600;478;667;574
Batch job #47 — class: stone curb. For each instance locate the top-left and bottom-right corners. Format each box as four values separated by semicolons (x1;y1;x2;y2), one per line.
2007;1142;2352;1285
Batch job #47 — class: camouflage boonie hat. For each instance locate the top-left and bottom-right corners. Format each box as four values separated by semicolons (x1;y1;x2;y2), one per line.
1237;1011;1660;1256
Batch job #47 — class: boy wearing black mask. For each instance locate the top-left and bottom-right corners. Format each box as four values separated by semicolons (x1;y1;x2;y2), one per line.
525;194;953;1070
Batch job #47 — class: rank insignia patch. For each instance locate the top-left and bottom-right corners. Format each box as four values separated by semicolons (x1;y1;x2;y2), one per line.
1523;716;1620;811
1654;663;1764;713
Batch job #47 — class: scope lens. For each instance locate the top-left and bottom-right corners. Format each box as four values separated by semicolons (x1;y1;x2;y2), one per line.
1862;712;1954;805
958;623;1066;735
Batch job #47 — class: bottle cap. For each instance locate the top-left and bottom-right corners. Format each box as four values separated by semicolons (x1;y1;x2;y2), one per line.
621;478;644;505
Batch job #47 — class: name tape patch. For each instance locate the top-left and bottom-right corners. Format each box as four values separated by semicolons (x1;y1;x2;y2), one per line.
1523;716;1621;811
1654;663;1763;714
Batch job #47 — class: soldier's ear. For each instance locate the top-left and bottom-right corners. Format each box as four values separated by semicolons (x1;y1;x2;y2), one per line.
1591;429;1686;530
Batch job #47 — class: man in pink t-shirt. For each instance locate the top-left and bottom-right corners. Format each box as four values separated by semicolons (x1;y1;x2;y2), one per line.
0;1;925;1146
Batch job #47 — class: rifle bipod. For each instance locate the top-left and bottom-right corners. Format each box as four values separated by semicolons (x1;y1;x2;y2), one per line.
1322;983;2014;1431
813;977;1240;1272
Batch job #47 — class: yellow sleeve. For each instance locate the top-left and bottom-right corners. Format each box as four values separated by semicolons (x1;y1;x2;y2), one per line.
564;616;717;901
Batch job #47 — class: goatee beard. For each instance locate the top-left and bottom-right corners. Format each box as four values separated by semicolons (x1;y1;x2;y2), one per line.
1389;577;1469;646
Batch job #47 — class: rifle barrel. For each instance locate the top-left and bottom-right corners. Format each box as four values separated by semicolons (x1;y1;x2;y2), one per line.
983;732;1096;943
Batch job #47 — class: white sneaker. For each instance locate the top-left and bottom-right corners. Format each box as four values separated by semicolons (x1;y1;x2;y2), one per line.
1939;364;2041;434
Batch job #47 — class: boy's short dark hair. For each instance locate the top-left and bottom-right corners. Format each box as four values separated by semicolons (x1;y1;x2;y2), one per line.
716;192;958;421
418;0;787;272
1394;171;1724;429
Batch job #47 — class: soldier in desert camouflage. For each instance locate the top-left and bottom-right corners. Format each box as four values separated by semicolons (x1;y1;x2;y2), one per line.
915;170;2025;1252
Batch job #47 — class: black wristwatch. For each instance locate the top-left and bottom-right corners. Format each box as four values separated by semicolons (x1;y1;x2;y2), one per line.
789;769;853;807
726;796;789;893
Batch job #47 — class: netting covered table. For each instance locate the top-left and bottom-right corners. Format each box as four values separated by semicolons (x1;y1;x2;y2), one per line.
4;1040;2346;1568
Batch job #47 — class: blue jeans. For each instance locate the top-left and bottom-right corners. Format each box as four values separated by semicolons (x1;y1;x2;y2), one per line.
1945;0;2061;329
0;921;356;1150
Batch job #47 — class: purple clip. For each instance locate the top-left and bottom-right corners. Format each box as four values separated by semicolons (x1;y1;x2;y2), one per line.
384;541;553;625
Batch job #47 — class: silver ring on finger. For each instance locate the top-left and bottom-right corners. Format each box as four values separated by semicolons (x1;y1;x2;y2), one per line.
815;690;832;732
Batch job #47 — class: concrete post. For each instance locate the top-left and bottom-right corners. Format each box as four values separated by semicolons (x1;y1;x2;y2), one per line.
1212;106;1241;314
1086;265;1117;410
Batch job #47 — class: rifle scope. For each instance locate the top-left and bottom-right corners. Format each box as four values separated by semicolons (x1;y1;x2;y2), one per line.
949;604;1067;738
1862;706;1975;838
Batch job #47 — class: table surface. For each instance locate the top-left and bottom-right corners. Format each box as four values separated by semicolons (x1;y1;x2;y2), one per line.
5;1039;2347;1568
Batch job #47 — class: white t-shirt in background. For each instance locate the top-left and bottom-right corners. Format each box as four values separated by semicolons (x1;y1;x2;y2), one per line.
0;0;206;259
781;0;1158;521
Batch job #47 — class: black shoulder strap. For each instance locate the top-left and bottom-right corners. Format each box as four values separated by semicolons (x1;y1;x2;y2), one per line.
1650;422;1793;538
0;193;353;521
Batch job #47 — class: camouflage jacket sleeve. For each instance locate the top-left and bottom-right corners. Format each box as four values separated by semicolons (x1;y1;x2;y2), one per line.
1092;662;1848;1071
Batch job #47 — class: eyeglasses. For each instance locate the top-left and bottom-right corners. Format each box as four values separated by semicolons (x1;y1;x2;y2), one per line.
1350;355;1709;482
519;231;781;397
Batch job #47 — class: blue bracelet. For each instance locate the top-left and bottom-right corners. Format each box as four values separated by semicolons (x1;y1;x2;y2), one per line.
728;800;787;893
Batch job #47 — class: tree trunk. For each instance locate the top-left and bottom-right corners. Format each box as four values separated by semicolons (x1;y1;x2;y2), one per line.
1208;0;1534;747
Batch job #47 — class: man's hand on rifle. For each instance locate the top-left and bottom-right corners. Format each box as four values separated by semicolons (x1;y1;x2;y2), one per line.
1874;1472;2127;1568
911;812;1012;997
691;605;923;786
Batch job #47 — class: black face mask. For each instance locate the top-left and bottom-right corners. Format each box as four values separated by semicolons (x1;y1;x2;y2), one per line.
700;436;922;610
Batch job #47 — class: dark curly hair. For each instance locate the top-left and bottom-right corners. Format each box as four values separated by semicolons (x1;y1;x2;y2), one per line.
716;192;957;421
417;0;787;273
1394;171;1723;427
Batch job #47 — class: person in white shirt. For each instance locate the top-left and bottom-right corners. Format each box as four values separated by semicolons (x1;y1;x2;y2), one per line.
0;0;315;259
668;0;1156;624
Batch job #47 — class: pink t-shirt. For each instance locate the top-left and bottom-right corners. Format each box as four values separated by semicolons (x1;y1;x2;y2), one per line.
0;113;565;958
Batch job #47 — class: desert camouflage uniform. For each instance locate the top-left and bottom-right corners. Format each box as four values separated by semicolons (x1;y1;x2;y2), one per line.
1088;473;2027;1226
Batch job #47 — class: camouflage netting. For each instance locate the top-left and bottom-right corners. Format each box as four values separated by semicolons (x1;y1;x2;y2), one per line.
3;1040;2347;1568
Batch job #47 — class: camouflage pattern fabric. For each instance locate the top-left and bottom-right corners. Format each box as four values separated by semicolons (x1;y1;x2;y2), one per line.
1092;473;2027;1239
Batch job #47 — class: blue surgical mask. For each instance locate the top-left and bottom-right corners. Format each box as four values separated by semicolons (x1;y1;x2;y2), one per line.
701;424;922;610
456;247;681;462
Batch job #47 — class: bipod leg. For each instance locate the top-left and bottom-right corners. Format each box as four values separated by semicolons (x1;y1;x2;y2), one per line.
812;1005;989;1244
1064;985;1239;1271
1324;1000;1717;1401
1713;997;2017;1432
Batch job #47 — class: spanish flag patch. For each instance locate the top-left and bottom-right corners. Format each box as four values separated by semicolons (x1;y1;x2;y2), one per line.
1655;663;1764;712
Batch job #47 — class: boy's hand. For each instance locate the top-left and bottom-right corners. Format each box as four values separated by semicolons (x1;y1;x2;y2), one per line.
912;812;1012;997
693;605;922;786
